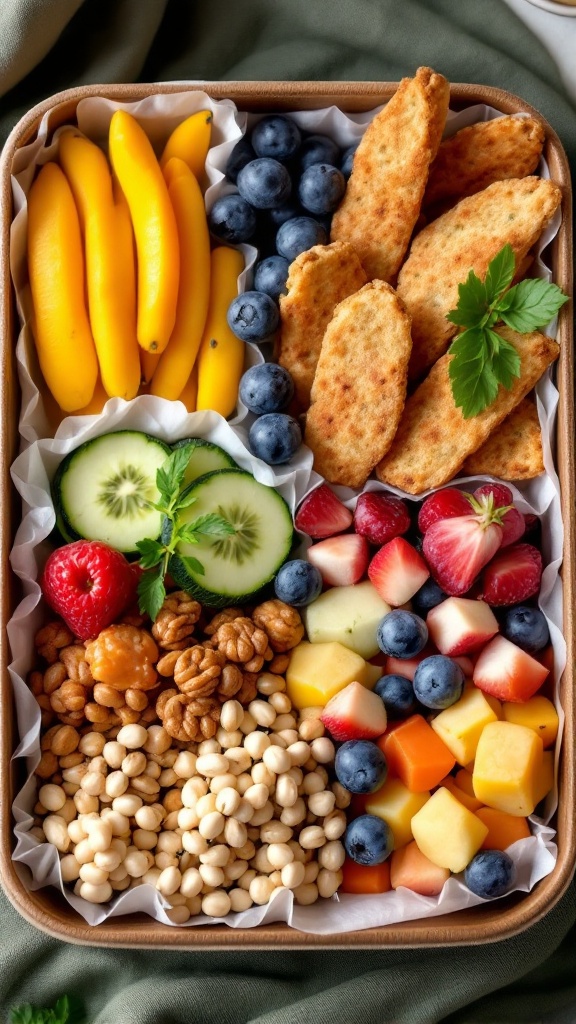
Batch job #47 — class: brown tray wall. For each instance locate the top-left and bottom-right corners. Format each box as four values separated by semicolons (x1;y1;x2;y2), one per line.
0;81;573;949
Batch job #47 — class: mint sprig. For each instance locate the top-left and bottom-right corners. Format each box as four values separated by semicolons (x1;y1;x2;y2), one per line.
10;995;81;1024
135;443;235;621
447;244;569;419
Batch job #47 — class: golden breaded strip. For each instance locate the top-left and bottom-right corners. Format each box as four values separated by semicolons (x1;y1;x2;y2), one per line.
330;66;449;283
397;177;562;381
375;327;558;495
305;280;412;489
462;398;544;480
278;241;367;410
424;115;545;212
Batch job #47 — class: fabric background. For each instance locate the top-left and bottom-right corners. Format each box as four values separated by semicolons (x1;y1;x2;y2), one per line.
1;1;575;1021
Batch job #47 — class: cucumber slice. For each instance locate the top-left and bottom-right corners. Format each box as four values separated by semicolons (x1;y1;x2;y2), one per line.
172;437;238;489
169;469;293;607
53;431;171;553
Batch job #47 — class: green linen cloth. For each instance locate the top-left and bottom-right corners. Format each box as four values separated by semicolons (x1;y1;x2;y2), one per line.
1;1;575;1021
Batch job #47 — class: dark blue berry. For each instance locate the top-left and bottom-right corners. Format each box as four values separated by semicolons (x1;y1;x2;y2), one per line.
464;850;516;899
274;559;322;607
298;163;346;215
208;194;256;244
251;115;301;161
239;363;294;414
276;216;327;261
226;137;256;183
502;605;550;653
237;158;292;210
267;199;304;229
376;610;428;659
227;291;279;343
344;814;394;866
253;255;290;302
413;655;464;710
412;578;448;616
334;739;387;795
374;674;417;719
299;134;340;171
248;413;302;465
340;143;358;179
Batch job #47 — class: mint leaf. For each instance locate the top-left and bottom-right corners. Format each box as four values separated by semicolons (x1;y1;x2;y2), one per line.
485;328;521;389
175;525;201;546
156;443;195;505
174;491;198;511
137;565;166;622
180;554;205;576
135;537;165;569
496;278;569;333
11;1007;35;1024
446;269;488;328
448;328;499;419
484;242;515;302
190;513;236;537
53;997;70;1024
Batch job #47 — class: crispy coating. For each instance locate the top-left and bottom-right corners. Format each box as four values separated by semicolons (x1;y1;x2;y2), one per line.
462;398;544;480
424;115;545;213
278;241;367;410
330;66;449;283
397;176;562;381
375;327;559;495
304;280;412;488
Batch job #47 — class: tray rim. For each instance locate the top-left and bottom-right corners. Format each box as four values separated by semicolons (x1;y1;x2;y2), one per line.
0;78;573;950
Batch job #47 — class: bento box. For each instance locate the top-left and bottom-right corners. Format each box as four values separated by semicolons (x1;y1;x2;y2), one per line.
0;80;573;949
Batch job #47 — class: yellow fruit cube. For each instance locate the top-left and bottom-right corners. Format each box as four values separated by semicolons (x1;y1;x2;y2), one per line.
430;684;500;766
303;580;391;659
502;696;559;749
411;787;489;872
286;641;377;709
533;750;554;805
365;778;430;849
472;721;544;816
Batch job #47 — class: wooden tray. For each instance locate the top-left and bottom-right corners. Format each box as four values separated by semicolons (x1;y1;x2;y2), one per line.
0;81;573;949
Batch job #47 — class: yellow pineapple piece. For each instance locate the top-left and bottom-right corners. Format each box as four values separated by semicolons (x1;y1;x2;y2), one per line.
365;777;430;849
430;684;501;766
286;641;378;709
472;721;544;816
502;696;559;749
411;787;488;872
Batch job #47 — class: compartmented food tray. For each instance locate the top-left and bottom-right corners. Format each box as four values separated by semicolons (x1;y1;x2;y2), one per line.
0;81;573;948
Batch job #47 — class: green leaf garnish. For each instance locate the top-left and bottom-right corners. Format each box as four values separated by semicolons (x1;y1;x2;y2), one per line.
10;996;76;1024
446;245;569;418
138;564;167;624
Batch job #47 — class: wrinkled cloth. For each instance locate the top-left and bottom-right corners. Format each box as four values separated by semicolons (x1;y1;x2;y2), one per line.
1;1;575;1021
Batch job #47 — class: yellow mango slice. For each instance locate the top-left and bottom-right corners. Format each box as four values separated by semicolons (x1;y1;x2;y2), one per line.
430;684;501;765
533;750;554;805
472;721;544;816
286;641;378;709
411;787;489;872
502;696;559;749
365;777;430;849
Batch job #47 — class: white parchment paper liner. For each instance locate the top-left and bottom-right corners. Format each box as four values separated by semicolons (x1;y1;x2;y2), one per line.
7;93;564;930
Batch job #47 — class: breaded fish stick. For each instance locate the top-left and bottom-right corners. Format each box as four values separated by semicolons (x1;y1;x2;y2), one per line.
462;398;544;480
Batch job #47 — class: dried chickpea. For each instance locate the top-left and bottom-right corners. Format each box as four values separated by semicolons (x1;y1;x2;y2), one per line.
182;830;209;856
156;831;182;856
163;789;183;813
199;863;225;888
58;752;85;769
318;868;343;899
38;784;66;813
116;724;148;749
202;891;231;917
299;719;324;742
210;773;239;795
86;818;113;853
215;787;241;817
79;732;106;757
51;726;80;757
308;790;336;817
275;774;298;809
197;738;220;756
144;725;172;755
124;849;150;878
60;854;81;882
323;809;347;841
224;818;247;850
219;700;244;733
79;862;109;886
155;851;178;870
303;860;320;884
133;829;158;851
281;860;306;889
256;673;285;696
267;842;294;869
249;875;275;905
74;791;99;815
130;775;160;797
112;793;142;817
229;888;253;912
199;811;225;841
177;807;199;831
251;762;275;789
163;810;180;831
122;752;147;777
235;773;253;796
94;847;122;873
224;858;248;882
299;825;326;850
268;692;292;714
249;801;274;827
173;751;197;779
311;737;334;764
280;798;306;828
181;777;208;807
199;844;230;868
224;748;252;775
293;882;318;905
156;866;181;896
243;731;270;760
79;880;112;904
35;752;59;780
166;905;191;925
217;729;243;751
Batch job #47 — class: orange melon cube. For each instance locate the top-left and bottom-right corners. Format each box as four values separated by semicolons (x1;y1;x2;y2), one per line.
340;857;391;894
455;768;477;797
438;775;484;812
476;807;531;850
379;714;456;792
390;840;450;896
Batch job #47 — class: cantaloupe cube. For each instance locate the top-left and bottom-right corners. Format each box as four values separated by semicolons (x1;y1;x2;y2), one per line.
502;696;559;749
533;750;554;805
390;840;450;896
476;807;531;851
472;721;544;816
379;715;456;792
430;684;500;766
455;768;477;797
411;787;489;872
286;642;379;709
340;857;391;894
303;581;391;659
438;775;484;812
364;777;430;849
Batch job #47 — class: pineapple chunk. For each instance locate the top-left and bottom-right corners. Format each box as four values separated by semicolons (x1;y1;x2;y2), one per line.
502;696;559;749
303;580;391;659
472;721;544;816
365;777;430;849
411;787;488;872
430;684;501;766
286;641;379;709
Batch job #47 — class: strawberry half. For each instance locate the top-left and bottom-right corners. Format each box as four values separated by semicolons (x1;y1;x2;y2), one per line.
422;493;509;597
321;681;388;741
295;484;353;538
481;542;542;606
307;534;369;586
353;492;411;546
368;537;429;606
418;488;472;534
474;484;525;547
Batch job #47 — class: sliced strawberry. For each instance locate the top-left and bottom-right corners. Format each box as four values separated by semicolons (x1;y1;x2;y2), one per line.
473;484;524;547
473;634;549;702
295;484;353;539
481;542;542;606
427;597;499;656
422;489;510;597
384;643;436;682
418;488;472;534
321;681;388;741
307;534;369;587
353;492;411;546
368;537;429;606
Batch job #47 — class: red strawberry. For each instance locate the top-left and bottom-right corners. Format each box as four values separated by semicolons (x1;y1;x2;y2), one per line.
481;543;542;606
368;537;429;606
473;635;548;702
423;502;505;597
321;681;388;741
473;484;524;547
474;483;513;506
307;534;369;586
295;484;353;538
353;492;411;546
418;488;472;534
41;540;138;640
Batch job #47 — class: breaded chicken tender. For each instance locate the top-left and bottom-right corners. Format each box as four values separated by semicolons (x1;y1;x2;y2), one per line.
397;176;562;381
330;66;449;283
278;241;367;410
304;280;412;489
375;327;559;494
462;398;544;480
424;115;545;214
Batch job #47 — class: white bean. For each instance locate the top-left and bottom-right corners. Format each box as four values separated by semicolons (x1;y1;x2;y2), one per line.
219;700;244;733
79;862;109;886
94;848;122;872
43;815;70;852
202;890;231;917
177;807;200;831
310;737;335;764
239;711;257;735
229;888;253;912
60;854;81;882
293;882;318;905
133;829;158;851
268;692;292;714
180;867;203;899
308;790;336;817
318;868;343;899
224;818;247;850
260;820;293;845
172;751;197;779
281;861;306;889
249;875;275;905
102;742;126;769
251;763;275;788
323;810;347;841
156;831;182;856
181;777;208;808
122;752;147;777
280;798;306;827
79;881;112;904
112;794;142;817
215;787;241;817
196;793;218;818
275;774;298;808
104;810;131;836
232;798;255;824
287;741;311;767
38;784;66;813
124;849;150;878
182;830;209;856
86;818;113;853
299;825;326;850
79;732;106;757
199;863;225;888
249;801;274;827
243;783;269;810
256;673;286;696
199;844;230;868
198;811;225;841
248;700;276;728
155;852;178;870
262;746;291;775
156;866;182;896
267;843;294;869
134;805;163;831
197;738;220;755
303;860;320;884
319;841;346;872
243;731;271;760
116;724;148;749
225;747;252;775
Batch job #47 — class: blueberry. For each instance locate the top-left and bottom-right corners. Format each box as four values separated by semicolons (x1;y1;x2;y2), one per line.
344;814;394;866
502;605;550;653
340;142;359;179
298;163;346;215
267;199;304;228
226;136;256;183
251;115;301;161
208;194;257;244
464;850;516;899
248;413;302;465
412;578;448;616
276;216;328;261
239;363;294;414
334;739;387;794
374;674;417;719
227;291;279;343
253;255;290;302
274;559;322;606
413;655;464;710
299;134;340;171
237;158;292;210
376;610;428;659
